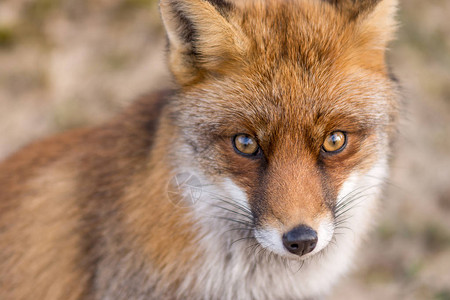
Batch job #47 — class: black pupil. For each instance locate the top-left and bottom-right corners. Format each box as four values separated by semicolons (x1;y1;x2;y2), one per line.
239;136;253;149
331;134;340;145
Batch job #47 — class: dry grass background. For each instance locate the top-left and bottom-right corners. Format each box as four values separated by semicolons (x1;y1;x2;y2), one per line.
0;0;449;299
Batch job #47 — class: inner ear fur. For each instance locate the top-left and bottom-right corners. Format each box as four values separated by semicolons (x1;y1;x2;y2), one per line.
159;0;248;86
327;0;398;54
357;0;398;50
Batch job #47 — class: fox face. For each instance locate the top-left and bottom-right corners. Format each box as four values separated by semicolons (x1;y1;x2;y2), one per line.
161;0;398;263
0;1;400;299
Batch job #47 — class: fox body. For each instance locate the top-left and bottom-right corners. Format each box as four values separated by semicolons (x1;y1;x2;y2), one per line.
0;0;399;299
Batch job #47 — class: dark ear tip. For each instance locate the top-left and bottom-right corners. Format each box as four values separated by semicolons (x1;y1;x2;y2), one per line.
160;0;233;15
204;0;234;15
323;0;382;18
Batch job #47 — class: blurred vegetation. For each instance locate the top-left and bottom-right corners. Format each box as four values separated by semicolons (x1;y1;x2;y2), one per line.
0;26;15;49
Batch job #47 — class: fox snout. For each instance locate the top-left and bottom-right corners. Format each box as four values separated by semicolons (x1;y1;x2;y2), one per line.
253;200;334;258
245;143;337;258
282;225;318;256
254;216;334;259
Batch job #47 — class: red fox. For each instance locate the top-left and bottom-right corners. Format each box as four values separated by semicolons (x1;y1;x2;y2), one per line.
0;0;399;299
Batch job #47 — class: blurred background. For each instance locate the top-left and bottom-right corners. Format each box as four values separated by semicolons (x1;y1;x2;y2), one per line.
0;0;449;299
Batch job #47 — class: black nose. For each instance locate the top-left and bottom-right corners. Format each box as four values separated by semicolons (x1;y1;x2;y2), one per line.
282;225;318;256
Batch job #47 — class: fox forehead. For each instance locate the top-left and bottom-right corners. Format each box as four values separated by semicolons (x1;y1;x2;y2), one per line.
231;0;388;72
180;65;392;141
237;1;354;65
174;0;395;134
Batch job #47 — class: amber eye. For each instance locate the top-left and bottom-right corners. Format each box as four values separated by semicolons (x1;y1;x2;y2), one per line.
232;134;260;156
322;131;347;153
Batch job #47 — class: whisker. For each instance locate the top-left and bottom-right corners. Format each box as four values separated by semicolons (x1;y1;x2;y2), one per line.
211;195;253;215
335;186;382;214
212;216;254;227
334;225;353;232
210;203;253;221
224;227;254;233
246;242;260;252
230;236;255;247
334;185;380;212
334;193;375;219
192;185;253;215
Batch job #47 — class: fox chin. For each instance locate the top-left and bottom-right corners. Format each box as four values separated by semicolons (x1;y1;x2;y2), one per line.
0;0;399;299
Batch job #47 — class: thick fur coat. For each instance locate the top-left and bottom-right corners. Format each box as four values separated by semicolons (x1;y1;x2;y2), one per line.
0;0;399;299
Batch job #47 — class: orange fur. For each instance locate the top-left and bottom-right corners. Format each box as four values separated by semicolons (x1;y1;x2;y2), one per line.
0;1;399;299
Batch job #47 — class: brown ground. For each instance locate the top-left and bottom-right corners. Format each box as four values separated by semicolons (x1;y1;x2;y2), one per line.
0;0;449;299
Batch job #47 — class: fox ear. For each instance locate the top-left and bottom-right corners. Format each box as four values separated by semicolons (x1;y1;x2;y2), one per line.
160;0;247;86
356;0;398;50
327;0;398;49
324;0;382;19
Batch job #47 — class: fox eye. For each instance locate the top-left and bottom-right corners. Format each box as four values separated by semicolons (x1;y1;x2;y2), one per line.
322;131;347;153
232;134;260;156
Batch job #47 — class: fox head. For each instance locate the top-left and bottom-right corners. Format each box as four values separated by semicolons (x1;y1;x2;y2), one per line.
160;0;399;260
